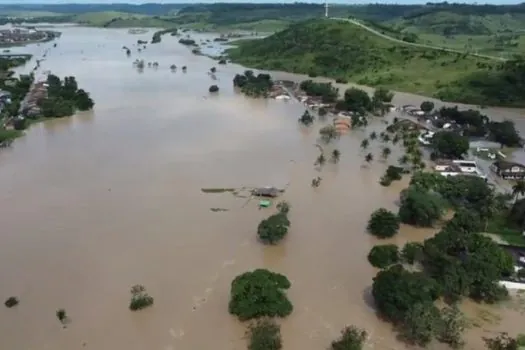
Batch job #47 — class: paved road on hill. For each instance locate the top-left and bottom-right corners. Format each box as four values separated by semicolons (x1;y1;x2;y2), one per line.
329;17;508;62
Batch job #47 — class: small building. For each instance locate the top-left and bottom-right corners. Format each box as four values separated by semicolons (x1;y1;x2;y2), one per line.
490;161;525;180
252;187;282;198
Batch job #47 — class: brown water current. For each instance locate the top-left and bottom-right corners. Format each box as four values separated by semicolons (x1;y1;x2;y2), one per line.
1;27;524;350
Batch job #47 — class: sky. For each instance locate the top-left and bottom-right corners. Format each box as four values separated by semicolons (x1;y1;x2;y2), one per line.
0;0;523;4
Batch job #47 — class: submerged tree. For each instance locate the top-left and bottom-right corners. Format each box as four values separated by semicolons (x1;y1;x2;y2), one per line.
315;153;326;167
229;269;293;320
331;149;341;163
365;153;374;164
367;208;400;238
248;319;282;350
4;296;19;308
298;110;314;126
129;284;154;311
257;213;291;244
330;326;367;350
360;139;369;150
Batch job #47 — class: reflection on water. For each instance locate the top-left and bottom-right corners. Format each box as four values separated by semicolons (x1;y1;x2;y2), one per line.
0;26;524;350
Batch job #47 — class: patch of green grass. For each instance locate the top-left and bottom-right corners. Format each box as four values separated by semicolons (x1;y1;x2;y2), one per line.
486;212;525;247
224;19;290;33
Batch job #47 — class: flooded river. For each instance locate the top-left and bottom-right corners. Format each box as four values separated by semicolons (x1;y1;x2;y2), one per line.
0;26;524;350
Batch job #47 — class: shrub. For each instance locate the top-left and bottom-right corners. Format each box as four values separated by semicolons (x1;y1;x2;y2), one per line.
129;284;154;311
229;269;293;320
335;77;348;84
367;208;400;238
247;319;282;350
218;59;227;65
330;326;367;350
257;213;290;245
210;67;217;73
209;85;219;93
4;296;19;308
368;244;399;268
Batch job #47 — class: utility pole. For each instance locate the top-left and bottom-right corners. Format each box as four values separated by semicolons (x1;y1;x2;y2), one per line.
325;0;328;18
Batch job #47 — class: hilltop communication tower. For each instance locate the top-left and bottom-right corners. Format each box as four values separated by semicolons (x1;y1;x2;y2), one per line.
325;0;329;17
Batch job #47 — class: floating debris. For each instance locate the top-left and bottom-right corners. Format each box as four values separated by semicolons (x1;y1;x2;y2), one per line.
251;187;283;198
201;188;236;194
210;208;229;212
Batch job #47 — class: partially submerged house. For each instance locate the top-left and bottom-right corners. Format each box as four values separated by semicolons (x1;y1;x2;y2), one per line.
490;160;525;180
252;187;282;198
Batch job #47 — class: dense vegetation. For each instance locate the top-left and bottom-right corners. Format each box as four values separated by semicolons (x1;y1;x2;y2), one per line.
367;208;400;238
227;19;525;107
38;74;94;118
233;70;273;98
229;269;293;321
151;28;177;44
129;284;154;311
367;171;525;345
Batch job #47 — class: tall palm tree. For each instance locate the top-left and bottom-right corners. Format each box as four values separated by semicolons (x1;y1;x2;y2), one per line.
331;149;341;163
399;154;409;165
369;131;377;140
392;134;400;145
382;147;391;160
365;152;374;164
360;139;369;150
512;180;525;201
315;153;326;167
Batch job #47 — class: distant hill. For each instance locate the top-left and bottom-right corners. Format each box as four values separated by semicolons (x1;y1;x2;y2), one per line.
390;3;525;35
227;19;525;107
0;3;188;16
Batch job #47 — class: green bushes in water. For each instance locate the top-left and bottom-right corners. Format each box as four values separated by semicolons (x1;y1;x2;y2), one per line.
39;75;94;119
229;269;292;320
367;208;400;238
4;296;19;308
257;212;290;244
56;308;67;323
367;244;399;268
233;70;273;98
129;284;154;311
330;326;367;350
209;85;219;93
151;28;177;44
379;165;404;186
247;320;282;350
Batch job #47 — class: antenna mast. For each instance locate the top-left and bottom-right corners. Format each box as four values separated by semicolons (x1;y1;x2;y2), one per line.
325;0;328;18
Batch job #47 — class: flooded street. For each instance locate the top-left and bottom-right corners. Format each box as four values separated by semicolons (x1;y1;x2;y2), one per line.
0;27;524;350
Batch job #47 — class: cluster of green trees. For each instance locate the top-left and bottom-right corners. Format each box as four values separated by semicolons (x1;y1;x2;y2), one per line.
299;80;338;103
257;201;290;244
436;106;521;147
151;28;177;43
364;169;525;345
37;74;94;119
233;70;273;98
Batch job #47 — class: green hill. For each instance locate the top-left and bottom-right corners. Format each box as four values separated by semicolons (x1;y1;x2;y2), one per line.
227;19;525;107
394;11;525;36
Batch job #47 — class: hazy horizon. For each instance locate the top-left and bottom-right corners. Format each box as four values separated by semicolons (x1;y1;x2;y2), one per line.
0;0;523;5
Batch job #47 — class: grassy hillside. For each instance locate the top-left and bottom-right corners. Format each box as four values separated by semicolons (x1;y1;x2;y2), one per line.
227;19;525;107
395;11;525;36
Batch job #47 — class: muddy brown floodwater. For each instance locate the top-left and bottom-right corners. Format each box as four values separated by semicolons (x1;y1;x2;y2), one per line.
1;26;524;350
